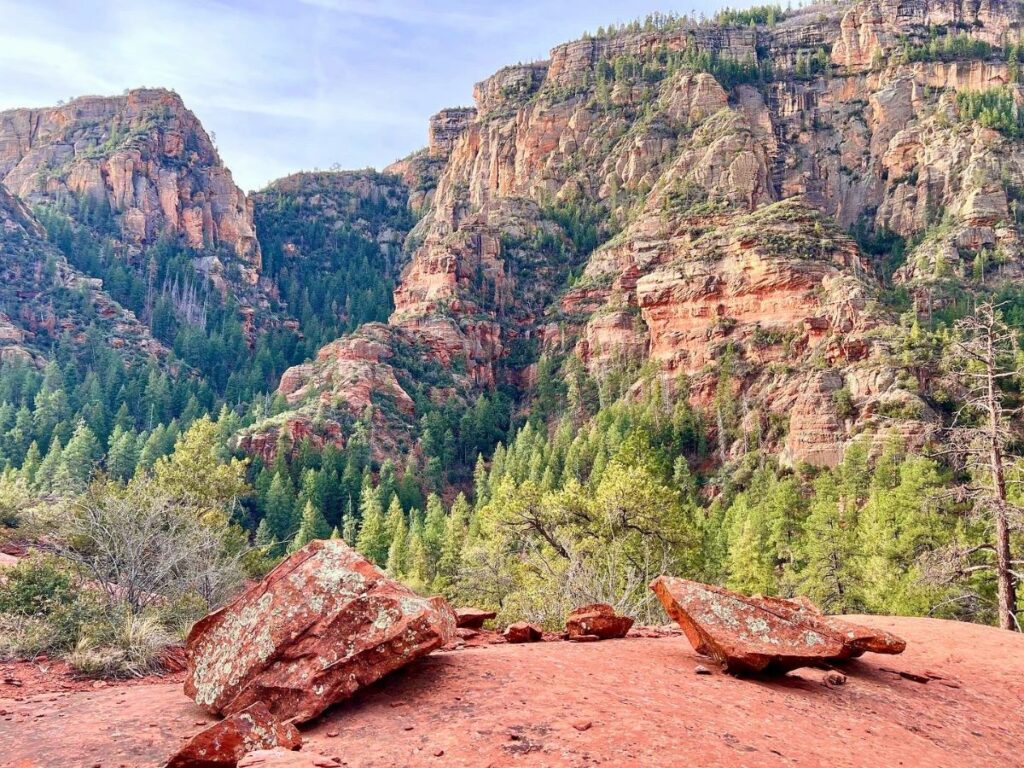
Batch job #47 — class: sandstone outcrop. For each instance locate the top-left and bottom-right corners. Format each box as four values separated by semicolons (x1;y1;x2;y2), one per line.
565;604;634;640
650;576;906;674
165;702;301;768
184;539;456;724
0;89;260;275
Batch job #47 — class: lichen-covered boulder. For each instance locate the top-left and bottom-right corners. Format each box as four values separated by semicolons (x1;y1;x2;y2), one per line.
650;577;904;674
184;539;456;723
165;702;301;768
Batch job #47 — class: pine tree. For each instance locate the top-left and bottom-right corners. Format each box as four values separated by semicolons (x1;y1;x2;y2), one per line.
341;500;358;545
386;509;409;576
20;442;41;487
422;494;447;576
35;437;62;492
254;518;277;549
265;471;297;542
405;509;430;587
106;425;139;482
291;500;331;551
438;492;470;585
54;421;101;493
355;484;389;565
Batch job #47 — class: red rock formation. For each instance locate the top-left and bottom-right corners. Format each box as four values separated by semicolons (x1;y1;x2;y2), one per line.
650;576;905;674
0;89;260;277
164;702;301;768
184;539;456;724
565;604;634;641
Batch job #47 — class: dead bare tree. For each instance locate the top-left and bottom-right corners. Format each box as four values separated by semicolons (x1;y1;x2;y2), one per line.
940;302;1022;631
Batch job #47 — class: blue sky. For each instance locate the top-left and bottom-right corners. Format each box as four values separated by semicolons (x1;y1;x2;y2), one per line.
0;0;735;191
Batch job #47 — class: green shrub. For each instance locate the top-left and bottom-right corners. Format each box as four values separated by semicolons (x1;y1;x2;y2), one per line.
0;555;74;617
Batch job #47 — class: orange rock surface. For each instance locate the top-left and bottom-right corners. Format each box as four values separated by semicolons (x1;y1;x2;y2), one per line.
2;616;1022;767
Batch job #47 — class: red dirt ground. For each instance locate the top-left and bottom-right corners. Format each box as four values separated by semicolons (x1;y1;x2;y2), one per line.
2;615;1022;767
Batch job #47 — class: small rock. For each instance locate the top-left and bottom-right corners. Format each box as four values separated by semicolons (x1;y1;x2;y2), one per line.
568;634;601;643
565;603;634;640
432;749;444;757
239;750;339;767
454;607;497;629
694;665;712;675
823;670;847;687
504;622;542;644
326;730;339;738
572;720;593;732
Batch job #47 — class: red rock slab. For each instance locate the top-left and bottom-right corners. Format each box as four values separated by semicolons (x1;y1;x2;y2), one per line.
238;749;339;767
747;594;906;656
185;539;456;724
650;577;887;674
454;607;497;629
165;702;301;768
565;603;634;640
503;622;542;643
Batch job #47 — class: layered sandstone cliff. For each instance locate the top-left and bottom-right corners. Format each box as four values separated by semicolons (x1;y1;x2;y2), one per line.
254;0;1024;466
0;89;262;293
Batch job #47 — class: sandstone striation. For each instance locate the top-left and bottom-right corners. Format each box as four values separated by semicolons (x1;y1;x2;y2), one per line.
184;539;456;724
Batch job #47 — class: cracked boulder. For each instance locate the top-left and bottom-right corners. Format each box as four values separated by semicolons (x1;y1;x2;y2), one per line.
184;539;456;723
650;577;905;674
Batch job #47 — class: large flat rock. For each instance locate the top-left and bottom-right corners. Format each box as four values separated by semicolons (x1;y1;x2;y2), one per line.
650;577;904;673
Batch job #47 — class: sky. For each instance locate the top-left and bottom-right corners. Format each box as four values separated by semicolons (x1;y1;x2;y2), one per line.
0;0;735;191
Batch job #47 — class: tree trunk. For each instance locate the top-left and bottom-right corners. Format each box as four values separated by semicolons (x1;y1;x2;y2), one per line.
986;325;1018;631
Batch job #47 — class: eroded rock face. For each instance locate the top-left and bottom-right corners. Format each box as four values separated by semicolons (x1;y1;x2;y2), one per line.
246;0;1024;471
0;89;261;279
165;702;301;768
565;604;634;640
185;539;456;724
650;576;905;674
0;182;167;364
